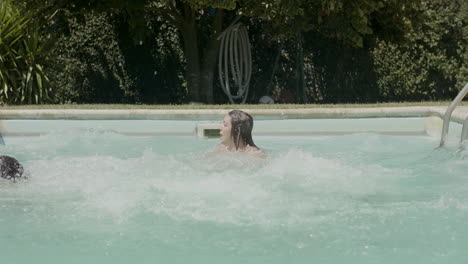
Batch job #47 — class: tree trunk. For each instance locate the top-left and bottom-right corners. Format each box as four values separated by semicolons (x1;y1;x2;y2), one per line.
181;8;201;102
296;33;308;103
199;9;224;103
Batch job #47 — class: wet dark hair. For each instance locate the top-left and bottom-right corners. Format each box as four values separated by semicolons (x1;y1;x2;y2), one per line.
0;156;24;181
228;110;259;150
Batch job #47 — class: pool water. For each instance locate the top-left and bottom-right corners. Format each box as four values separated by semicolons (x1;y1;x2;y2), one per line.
1;121;467;264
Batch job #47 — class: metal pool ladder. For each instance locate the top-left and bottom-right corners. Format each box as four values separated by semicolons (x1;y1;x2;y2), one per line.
440;82;468;147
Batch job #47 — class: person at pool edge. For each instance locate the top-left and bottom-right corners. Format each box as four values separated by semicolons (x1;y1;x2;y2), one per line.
215;110;261;152
0;155;24;181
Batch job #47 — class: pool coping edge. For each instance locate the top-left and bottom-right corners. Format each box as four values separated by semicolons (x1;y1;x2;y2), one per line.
1;106;468;123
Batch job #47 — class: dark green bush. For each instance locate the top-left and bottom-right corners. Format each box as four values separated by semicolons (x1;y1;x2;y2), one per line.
47;11;135;103
372;0;468;101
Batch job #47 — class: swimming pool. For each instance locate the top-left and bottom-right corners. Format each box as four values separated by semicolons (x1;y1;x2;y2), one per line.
1;116;467;263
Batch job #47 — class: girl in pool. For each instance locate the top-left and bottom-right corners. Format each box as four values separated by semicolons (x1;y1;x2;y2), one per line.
215;110;261;152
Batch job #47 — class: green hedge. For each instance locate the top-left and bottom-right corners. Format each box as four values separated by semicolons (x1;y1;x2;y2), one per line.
372;0;468;101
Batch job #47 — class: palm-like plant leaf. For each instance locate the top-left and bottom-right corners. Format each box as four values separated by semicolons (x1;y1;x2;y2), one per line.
0;0;52;104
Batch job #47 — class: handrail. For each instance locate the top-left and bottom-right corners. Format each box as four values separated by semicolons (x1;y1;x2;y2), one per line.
461;117;468;143
440;82;468;147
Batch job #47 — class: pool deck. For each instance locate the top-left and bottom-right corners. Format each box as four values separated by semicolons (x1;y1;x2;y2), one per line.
0;106;467;123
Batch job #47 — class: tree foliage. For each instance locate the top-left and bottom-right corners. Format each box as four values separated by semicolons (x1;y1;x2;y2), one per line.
7;0;466;104
238;0;419;46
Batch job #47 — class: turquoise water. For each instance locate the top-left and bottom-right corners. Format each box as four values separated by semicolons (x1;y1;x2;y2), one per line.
1;123;468;264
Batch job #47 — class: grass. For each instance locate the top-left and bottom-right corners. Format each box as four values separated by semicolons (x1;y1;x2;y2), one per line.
0;101;466;110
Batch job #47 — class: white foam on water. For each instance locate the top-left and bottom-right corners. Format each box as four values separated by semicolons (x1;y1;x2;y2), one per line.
1;144;418;232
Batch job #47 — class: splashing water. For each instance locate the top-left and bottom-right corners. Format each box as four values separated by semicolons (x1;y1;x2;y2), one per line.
1;129;467;264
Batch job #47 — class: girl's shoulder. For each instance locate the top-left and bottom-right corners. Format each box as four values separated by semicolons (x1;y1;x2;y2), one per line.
245;145;260;152
214;144;229;152
246;145;267;158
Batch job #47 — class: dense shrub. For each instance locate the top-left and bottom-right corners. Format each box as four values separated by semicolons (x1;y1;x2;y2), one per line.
372;0;468;101
46;9;186;104
47;11;135;103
